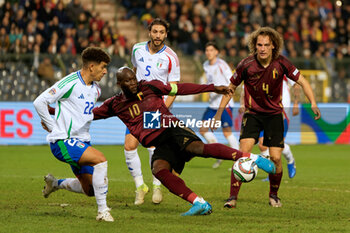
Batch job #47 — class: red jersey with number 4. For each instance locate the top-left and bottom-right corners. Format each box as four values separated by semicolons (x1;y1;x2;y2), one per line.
92;80;215;147
231;55;300;114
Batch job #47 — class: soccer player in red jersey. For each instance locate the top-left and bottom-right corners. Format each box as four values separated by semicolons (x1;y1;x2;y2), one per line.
92;67;276;216
212;27;321;208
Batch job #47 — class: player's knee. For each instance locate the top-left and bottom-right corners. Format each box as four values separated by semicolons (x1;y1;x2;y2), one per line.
258;144;267;152
124;142;138;151
95;151;107;163
270;156;282;165
186;141;204;155
152;159;171;176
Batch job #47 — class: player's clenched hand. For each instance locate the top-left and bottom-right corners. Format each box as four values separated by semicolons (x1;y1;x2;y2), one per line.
214;86;232;95
238;105;245;114
41;121;51;132
312;105;321;120
292;103;299;116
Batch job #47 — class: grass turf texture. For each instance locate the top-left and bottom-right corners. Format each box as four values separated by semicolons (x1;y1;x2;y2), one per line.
0;145;349;233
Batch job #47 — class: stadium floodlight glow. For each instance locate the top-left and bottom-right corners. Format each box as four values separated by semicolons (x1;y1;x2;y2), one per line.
336;0;342;7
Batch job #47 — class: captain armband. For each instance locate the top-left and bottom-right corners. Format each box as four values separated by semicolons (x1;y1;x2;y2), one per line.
169;83;178;96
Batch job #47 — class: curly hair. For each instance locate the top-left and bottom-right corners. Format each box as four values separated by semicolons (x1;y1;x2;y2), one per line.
247;27;283;60
81;47;111;67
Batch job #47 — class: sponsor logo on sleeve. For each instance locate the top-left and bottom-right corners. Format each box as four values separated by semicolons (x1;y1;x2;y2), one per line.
293;68;299;76
48;88;56;95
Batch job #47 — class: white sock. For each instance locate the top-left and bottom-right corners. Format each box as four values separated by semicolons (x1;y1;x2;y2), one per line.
93;161;109;212
203;132;218;143
249;153;259;161
193;196;206;204
227;134;239;149
282;143;294;164
125;149;144;188
148;147;161;186
260;149;269;157
58;178;84;194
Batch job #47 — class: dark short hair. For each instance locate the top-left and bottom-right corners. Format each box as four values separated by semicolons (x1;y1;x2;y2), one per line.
205;41;219;51
148;18;169;32
81;47;111;66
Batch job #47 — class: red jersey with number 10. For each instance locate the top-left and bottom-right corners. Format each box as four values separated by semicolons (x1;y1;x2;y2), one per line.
231;55;300;114
92;80;215;147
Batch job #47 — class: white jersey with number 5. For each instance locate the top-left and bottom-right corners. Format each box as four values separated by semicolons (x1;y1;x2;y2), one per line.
33;71;101;143
131;41;180;83
203;58;234;109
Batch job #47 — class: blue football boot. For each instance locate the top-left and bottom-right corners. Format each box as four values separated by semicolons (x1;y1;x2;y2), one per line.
255;155;276;174
287;161;296;178
181;201;212;216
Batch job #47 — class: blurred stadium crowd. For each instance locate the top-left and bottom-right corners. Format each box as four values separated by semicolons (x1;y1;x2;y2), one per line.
0;0;127;57
0;0;350;102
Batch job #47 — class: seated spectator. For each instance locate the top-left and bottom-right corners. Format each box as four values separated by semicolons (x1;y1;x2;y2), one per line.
0;27;10;54
66;0;84;25
188;31;203;56
37;56;55;85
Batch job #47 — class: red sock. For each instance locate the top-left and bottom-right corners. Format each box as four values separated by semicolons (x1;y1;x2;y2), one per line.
154;169;197;203
203;143;249;160
269;172;283;196
230;169;242;198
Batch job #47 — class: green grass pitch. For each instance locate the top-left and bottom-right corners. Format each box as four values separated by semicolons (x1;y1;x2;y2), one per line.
0;144;349;233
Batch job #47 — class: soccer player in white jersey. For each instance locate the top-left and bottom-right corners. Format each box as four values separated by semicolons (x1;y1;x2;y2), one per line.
33;47;114;222
200;42;239;169
126;18;180;205
258;76;300;179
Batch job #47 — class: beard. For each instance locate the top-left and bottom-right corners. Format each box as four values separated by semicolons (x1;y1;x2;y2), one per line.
151;37;165;48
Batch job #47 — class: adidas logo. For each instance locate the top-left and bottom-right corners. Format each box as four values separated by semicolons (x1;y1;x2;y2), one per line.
78;94;85;99
138;57;144;62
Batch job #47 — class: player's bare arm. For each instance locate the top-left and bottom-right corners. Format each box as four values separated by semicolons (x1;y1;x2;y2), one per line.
296;75;321;120
292;83;301;116
239;86;245;114
213;85;232;95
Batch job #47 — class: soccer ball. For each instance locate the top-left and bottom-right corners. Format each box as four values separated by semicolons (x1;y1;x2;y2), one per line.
232;157;258;182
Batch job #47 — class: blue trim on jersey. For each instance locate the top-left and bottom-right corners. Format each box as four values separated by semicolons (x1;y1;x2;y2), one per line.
202;107;233;128
157;45;166;54
259;118;289;138
77;70;86;85
50;139;94;175
125;127;130;135
145;41;166;54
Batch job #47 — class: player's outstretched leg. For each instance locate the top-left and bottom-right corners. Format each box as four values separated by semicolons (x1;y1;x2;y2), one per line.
200;143;276;174
43;174;86;197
